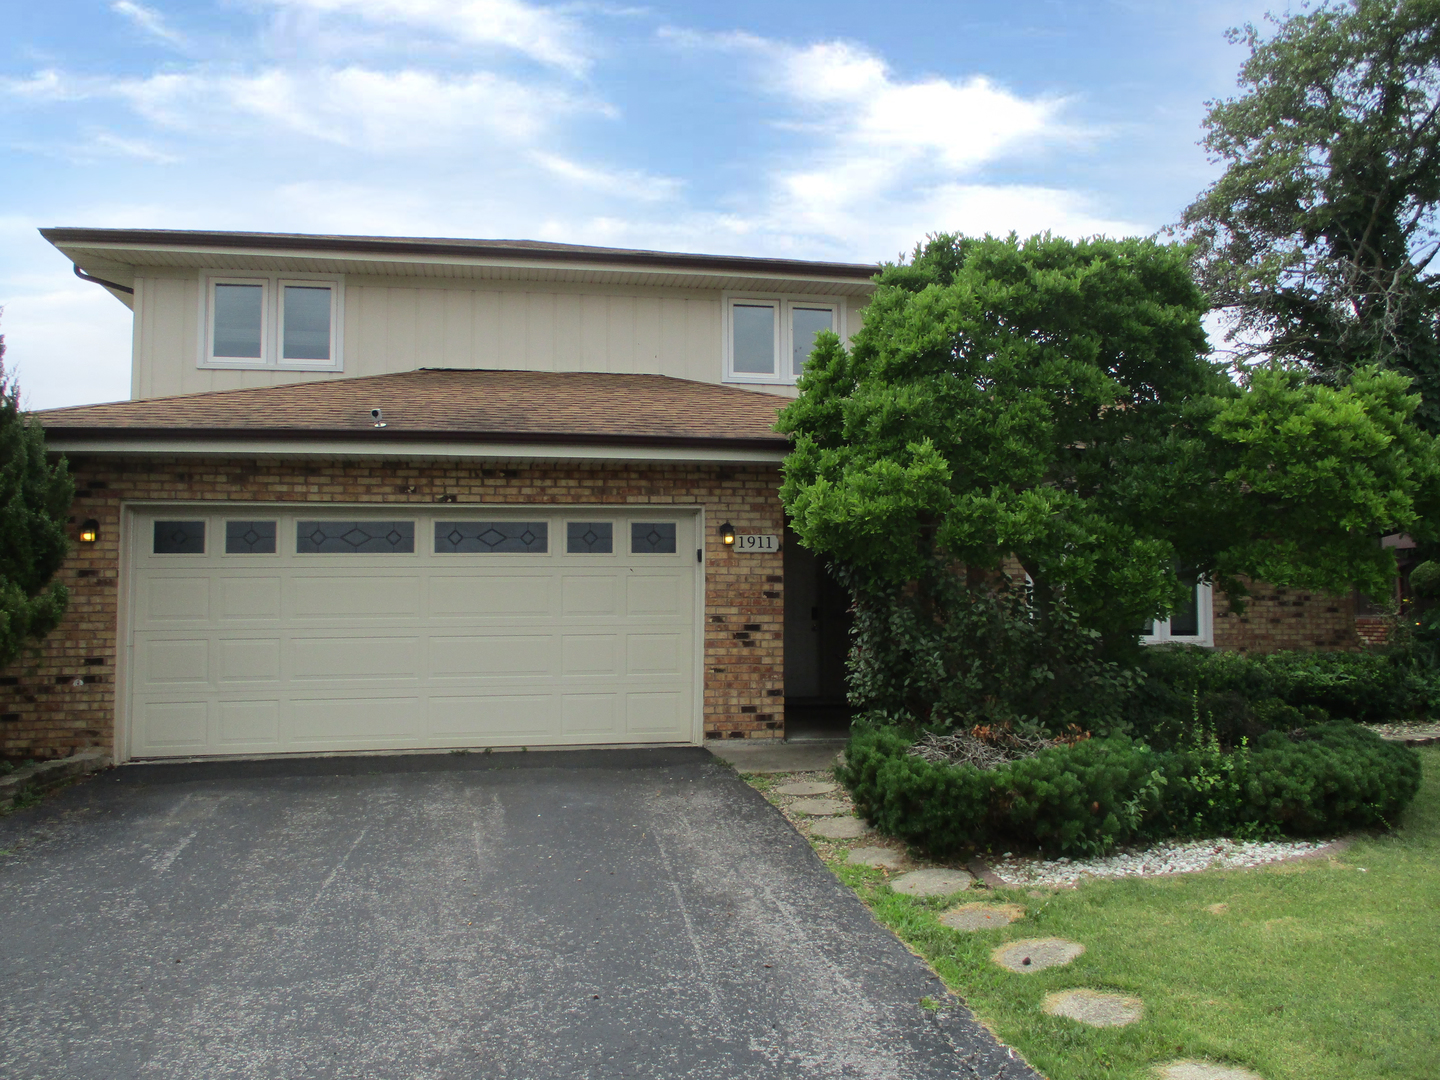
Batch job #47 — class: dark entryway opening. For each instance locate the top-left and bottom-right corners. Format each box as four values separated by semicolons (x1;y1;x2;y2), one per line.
783;526;854;740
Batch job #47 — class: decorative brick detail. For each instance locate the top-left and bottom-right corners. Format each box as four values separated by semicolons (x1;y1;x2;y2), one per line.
1212;584;1358;653
0;455;787;760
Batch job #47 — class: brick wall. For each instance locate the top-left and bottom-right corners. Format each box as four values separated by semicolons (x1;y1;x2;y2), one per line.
0;454;787;760
1211;584;1358;653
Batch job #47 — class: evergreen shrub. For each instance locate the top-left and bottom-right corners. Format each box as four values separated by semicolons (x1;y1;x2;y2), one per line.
840;719;1421;857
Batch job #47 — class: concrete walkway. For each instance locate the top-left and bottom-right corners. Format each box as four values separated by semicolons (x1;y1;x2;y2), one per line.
0;748;1034;1080
706;738;846;774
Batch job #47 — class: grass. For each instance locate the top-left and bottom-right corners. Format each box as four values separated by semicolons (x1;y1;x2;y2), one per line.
765;745;1439;1080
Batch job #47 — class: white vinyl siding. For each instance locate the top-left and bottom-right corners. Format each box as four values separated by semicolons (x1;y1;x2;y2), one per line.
124;506;701;759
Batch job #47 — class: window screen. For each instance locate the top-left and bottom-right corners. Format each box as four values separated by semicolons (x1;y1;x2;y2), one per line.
212;284;263;358
791;306;834;376
732;303;776;375
282;285;332;361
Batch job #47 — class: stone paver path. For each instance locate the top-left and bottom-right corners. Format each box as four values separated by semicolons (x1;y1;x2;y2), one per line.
1157;1063;1265;1080
774;781;836;796
809;817;873;840
847;846;905;870
991;938;1084;973
1042;989;1143;1027
939;903;1025;932
890;868;972;897
789;798;845;816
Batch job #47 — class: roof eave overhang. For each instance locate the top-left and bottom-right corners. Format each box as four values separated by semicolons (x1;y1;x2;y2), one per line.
42;428;790;464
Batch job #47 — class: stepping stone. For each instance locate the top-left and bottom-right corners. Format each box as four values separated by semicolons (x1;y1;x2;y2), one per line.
891;868;973;897
1042;989;1143;1027
789;798;845;816
774;780;837;796
940;903;1025;932
847;846;905;870
1158;1064;1265;1080
992;937;1084;972
809;817;872;839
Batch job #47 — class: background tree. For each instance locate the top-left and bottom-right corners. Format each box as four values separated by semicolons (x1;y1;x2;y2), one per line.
1180;0;1440;429
778;234;1440;733
0;315;74;668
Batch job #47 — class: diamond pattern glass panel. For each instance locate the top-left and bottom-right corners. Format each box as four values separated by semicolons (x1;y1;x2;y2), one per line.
630;522;677;554
435;521;548;553
296;520;415;553
566;521;613;554
225;520;277;554
153;520;205;554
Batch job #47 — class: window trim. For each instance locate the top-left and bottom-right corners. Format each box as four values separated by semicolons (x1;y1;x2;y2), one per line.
1141;581;1214;647
199;270;344;371
723;293;843;385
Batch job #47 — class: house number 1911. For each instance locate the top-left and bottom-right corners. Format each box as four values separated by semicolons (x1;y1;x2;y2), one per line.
734;534;779;553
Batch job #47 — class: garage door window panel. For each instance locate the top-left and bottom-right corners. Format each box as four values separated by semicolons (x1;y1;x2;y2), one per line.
297;520;416;554
436;521;548;554
225;520;278;555
630;522;677;554
153;520;206;555
567;522;614;554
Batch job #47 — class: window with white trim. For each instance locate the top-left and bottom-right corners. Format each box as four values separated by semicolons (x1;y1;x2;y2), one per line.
725;295;840;384
201;272;343;370
1142;579;1214;646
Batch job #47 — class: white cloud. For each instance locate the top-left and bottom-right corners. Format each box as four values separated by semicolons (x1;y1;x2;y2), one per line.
0;286;133;411
257;0;591;72
111;2;188;48
6;66;608;150
531;152;682;202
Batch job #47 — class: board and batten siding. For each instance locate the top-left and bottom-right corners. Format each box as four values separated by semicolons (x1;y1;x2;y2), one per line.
130;271;864;400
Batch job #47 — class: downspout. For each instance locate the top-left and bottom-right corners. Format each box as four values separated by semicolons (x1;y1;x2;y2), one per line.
72;264;134;295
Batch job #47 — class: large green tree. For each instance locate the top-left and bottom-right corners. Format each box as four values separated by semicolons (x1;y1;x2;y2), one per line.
0;319;74;668
1181;0;1440;429
778;234;1440;732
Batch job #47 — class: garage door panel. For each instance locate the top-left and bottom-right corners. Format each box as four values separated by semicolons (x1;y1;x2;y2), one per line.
429;634;554;679
218;577;283;619
562;693;617;735
627;633;683;675
217;700;281;746
289;695;424;743
290;576;421;619
561;634;619;677
625;691;686;736
627;575;685;617
216;638;282;682
141;576;211;624
129;509;698;758
429;575;552;618
430;694;556;738
290;636;422;681
562;575;618;616
136;700;210;752
138;638;211;686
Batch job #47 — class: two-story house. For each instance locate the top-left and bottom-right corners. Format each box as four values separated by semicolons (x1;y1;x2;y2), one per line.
4;228;1362;764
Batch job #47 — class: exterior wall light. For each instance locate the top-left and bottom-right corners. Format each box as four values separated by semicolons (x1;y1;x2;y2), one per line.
79;519;99;544
720;521;736;547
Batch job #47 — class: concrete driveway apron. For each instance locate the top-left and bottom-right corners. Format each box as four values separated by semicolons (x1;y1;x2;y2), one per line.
0;748;1037;1080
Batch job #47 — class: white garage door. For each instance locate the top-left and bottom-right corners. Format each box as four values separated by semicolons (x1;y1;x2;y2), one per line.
125;508;700;759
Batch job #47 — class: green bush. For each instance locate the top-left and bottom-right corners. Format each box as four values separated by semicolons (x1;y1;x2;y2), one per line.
841;719;1422;857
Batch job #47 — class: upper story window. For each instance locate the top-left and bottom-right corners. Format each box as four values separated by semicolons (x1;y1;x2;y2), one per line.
725;295;841;385
1142;579;1214;647
201;272;343;370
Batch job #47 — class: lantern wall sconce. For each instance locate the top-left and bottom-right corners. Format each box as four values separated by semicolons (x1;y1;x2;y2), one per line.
79;519;99;544
719;521;736;547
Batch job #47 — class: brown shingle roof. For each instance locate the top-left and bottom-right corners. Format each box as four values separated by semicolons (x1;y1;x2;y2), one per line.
36;369;790;450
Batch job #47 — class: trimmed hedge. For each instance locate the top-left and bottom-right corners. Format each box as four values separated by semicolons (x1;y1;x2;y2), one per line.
840;721;1422;857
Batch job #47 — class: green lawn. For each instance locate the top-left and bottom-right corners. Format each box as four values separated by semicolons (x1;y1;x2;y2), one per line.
802;745;1439;1080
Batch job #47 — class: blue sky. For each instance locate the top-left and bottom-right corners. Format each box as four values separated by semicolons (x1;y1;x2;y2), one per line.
2;0;1283;409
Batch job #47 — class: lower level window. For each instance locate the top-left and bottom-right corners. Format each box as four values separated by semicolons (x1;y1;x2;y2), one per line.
1143;579;1213;645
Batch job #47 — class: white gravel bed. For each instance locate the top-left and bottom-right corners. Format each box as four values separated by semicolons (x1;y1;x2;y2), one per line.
987;838;1329;887
1364;720;1440;742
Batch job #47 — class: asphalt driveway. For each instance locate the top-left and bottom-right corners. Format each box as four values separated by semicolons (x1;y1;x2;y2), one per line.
0;748;1036;1079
